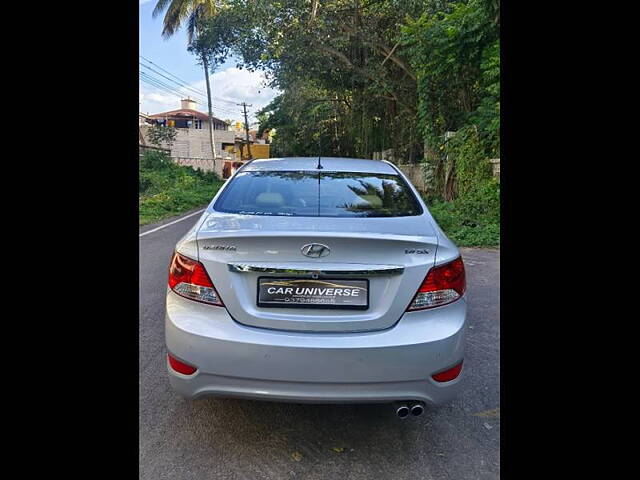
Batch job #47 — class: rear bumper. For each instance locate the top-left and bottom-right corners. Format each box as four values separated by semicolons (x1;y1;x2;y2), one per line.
165;290;466;404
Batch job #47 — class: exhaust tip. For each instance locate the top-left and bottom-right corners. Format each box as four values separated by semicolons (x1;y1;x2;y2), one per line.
410;403;424;416
396;405;410;418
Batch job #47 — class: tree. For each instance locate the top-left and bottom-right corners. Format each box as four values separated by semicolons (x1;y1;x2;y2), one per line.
147;124;178;148
192;0;499;198
152;0;223;164
191;0;427;161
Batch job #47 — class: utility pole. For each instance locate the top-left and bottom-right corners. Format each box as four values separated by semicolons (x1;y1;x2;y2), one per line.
238;102;253;160
202;57;217;171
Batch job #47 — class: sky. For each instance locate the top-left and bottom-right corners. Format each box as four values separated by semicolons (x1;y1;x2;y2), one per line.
139;0;279;124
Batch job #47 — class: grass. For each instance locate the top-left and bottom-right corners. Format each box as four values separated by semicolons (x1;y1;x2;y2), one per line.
424;189;500;248
139;151;225;226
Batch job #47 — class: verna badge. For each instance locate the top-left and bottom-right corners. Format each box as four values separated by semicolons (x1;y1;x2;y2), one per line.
301;243;331;258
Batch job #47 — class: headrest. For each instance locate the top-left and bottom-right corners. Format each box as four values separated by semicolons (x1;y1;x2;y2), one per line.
255;192;284;206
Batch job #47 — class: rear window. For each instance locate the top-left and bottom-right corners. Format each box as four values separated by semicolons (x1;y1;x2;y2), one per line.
213;171;422;217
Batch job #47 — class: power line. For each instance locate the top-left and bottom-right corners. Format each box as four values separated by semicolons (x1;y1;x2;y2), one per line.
140;55;204;93
211;96;239;106
140;62;208;99
139;75;185;99
140;76;239;117
139;71;239;115
139;70;242;117
140;55;243;107
139;55;258;122
140;70;208;104
140;70;193;94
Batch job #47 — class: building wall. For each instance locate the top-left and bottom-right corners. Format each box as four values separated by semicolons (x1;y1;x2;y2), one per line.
397;164;427;194
489;158;500;181
223;143;270;161
174;157;226;178
397;158;499;194
140;125;236;160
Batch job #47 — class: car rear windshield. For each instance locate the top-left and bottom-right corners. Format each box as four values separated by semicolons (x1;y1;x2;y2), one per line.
213;171;423;217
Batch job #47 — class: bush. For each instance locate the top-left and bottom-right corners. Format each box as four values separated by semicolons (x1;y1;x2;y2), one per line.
426;179;500;247
423;126;500;247
139;151;223;225
139;150;171;170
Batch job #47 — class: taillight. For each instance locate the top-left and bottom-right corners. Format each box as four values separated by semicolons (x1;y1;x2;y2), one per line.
167;353;197;375
168;251;223;306
407;257;465;310
432;361;463;382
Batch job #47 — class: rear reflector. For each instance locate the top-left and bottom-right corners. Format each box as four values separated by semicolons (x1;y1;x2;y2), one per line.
167;354;197;375
432;361;463;382
168;251;223;306
407;257;466;310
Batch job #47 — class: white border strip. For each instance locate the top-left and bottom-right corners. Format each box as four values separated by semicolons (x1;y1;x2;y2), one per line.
139;209;206;238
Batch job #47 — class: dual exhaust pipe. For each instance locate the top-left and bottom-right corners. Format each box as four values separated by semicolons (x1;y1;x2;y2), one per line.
395;401;425;418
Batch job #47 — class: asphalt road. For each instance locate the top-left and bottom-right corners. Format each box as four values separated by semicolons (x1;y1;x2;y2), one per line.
139;210;500;480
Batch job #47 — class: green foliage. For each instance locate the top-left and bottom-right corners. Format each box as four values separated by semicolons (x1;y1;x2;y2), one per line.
427;176;500;247
152;0;223;42
470;38;500;156
187;6;239;68
257;86;357;158
401;0;499;158
399;0;499;245
449;126;493;198
195;0;426;161
146;125;178;148
429;193;500;247
139;149;171;171
424;126;499;246
139;151;223;225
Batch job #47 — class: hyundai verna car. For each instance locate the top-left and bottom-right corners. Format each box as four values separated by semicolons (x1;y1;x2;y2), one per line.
166;157;466;418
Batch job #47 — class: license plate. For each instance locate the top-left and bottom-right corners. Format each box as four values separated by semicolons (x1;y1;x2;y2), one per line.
257;277;369;309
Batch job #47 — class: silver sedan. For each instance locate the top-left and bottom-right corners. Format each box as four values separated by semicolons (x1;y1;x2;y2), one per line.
165;157;466;418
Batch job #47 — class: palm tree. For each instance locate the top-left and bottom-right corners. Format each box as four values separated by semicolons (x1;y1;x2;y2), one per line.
152;0;221;164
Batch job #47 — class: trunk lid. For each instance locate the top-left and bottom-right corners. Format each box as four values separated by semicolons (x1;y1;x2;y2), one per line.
195;213;438;333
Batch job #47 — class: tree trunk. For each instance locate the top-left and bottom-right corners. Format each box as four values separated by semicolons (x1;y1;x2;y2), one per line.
202;56;217;172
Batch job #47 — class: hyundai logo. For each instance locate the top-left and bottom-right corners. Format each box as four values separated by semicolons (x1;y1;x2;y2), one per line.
301;243;331;258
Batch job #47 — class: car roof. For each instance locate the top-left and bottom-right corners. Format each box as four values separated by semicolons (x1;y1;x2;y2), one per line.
242;157;398;174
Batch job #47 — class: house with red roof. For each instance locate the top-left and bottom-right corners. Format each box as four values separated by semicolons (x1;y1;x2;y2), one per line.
140;98;239;175
140;98;271;178
147;98;229;132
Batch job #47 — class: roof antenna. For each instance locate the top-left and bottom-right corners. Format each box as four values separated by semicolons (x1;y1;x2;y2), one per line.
315;109;323;169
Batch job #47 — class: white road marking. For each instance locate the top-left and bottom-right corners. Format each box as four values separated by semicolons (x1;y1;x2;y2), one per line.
139;209;206;238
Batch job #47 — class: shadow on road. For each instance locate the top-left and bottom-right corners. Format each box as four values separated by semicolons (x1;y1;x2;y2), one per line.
159;394;476;478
